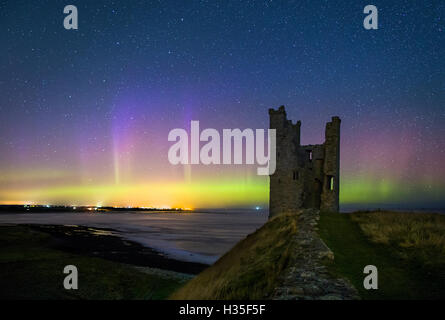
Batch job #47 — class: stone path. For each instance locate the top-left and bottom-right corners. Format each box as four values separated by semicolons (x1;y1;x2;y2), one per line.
272;209;360;300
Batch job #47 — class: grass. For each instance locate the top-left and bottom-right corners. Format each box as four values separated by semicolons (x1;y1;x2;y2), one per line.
4;210;445;300
351;211;445;266
0;226;183;300
170;213;299;300
319;211;445;299
172;210;445;300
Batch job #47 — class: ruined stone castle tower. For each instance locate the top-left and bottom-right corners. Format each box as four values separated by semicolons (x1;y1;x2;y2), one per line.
269;106;340;218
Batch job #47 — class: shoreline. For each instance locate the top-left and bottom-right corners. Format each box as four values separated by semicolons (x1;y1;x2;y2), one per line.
0;210;268;265
6;223;209;275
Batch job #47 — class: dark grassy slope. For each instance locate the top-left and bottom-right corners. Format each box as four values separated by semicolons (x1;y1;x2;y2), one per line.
3;211;444;300
319;211;445;300
0;225;183;299
170;213;299;300
172;210;445;300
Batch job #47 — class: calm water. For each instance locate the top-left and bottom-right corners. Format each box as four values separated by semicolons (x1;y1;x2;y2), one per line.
0;210;268;264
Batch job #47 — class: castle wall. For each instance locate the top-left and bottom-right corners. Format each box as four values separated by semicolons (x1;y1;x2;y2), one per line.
320;117;341;212
269;106;303;217
269;107;340;218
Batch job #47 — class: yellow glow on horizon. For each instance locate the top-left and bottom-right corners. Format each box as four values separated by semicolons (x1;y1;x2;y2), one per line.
0;178;269;208
3;170;443;209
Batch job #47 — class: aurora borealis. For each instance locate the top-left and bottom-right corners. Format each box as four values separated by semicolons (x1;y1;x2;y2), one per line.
0;1;444;209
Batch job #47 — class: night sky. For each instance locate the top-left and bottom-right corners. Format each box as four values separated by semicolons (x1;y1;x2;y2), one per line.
0;0;444;209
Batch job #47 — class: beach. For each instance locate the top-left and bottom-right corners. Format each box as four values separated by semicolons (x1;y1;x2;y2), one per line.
0;210;268;265
0;210;266;299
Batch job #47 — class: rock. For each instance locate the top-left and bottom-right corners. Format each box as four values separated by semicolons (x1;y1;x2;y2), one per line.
318;250;334;260
319;294;343;300
300;271;314;278
288;287;304;295
303;285;323;296
271;209;360;300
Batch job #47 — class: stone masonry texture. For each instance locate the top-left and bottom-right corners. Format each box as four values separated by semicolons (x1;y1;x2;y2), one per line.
271;209;359;300
269;106;340;218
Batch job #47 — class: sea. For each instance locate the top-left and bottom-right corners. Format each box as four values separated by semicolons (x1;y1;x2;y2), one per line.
0;210;268;265
1;206;443;265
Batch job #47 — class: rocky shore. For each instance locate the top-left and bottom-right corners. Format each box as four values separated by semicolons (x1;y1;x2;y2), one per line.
26;224;209;275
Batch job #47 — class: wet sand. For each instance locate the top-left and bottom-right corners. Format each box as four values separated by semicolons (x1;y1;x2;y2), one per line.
0;210;268;264
25;224;209;274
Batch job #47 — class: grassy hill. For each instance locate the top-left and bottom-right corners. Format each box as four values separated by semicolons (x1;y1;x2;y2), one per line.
2;210;444;300
171;210;445;300
319;210;445;299
170;213;299;299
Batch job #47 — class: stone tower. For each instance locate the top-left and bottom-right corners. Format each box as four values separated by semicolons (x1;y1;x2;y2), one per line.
269;106;340;218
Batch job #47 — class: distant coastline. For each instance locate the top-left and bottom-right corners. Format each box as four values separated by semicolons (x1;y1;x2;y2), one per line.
2;204;444;215
0;204;191;214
